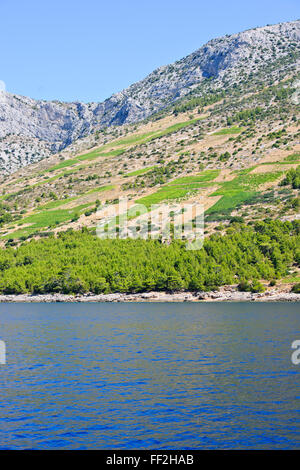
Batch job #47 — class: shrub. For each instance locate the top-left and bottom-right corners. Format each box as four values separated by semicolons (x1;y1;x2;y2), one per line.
291;283;300;294
250;280;265;293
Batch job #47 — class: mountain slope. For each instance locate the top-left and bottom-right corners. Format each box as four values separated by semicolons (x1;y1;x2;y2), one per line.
0;19;299;175
0;27;299;295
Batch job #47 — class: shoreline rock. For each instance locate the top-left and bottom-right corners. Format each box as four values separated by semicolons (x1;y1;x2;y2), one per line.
0;290;299;303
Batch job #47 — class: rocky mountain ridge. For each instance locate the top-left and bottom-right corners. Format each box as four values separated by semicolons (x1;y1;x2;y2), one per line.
0;19;299;175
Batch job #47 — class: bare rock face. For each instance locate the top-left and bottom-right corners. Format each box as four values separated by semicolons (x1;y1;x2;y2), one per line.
0;19;299;175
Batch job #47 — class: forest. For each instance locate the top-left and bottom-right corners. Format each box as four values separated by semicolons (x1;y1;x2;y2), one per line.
0;219;299;295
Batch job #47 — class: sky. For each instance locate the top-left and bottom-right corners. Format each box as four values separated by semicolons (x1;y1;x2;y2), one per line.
0;0;299;103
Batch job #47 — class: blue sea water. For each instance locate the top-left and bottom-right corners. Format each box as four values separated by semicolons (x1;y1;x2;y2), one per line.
0;301;299;449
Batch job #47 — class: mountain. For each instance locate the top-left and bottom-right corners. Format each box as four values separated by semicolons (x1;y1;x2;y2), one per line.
0;19;299;175
0;20;299;296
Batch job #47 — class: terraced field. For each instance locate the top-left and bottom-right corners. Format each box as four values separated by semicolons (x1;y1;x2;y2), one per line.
213;126;243;135
136;171;220;208
123;166;156;178
4;204;91;239
0;76;299;244
206;170;284;216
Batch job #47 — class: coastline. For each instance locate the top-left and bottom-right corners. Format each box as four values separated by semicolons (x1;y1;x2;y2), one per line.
0;288;299;303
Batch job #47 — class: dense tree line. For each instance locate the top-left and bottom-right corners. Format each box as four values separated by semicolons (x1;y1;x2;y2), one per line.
0;220;299;295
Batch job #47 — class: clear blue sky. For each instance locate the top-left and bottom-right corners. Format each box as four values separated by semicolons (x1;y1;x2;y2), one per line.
1;0;299;103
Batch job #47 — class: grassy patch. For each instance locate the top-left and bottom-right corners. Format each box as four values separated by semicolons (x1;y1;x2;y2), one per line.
83;184;115;196
123;166;156;178
34;185;115;211
112;118;201;148
44;159;79;172
213;126;243;136
260;161;300;166
134;169;218;208
35;196;79;210
154;119;200;138
166;170;220;186
38;149;125;176
4;203;92;239
282;272;300;283
111;131;157;147
136;186;198;208
77;149;125;161
284;152;300;162
207;170;283;215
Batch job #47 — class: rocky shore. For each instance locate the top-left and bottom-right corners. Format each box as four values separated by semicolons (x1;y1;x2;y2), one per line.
0;288;299;303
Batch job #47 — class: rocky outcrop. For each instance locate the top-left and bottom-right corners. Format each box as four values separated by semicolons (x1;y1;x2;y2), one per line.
0;19;299;175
